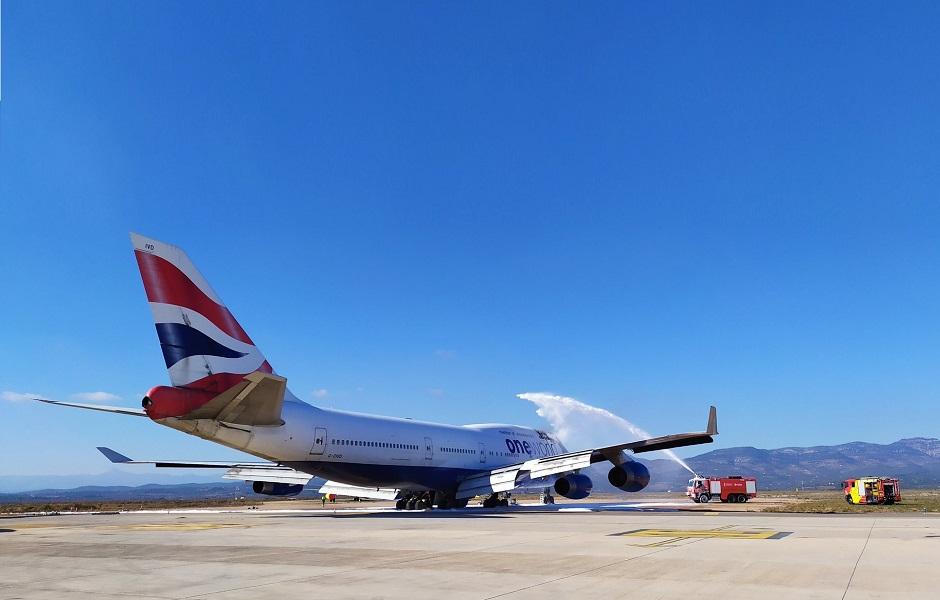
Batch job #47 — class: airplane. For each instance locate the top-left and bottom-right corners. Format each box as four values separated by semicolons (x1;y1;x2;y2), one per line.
38;233;718;509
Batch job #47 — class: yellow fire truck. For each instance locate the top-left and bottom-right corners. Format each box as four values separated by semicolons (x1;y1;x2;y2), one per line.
842;477;901;505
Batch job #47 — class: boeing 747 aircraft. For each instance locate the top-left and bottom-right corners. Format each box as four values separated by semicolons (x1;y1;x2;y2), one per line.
39;234;717;509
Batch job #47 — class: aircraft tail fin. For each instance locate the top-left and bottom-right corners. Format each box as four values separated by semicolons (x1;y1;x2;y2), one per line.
131;233;274;415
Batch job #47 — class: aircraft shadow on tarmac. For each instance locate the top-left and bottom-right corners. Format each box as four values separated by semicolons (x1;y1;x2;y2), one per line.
266;511;514;520
263;503;682;519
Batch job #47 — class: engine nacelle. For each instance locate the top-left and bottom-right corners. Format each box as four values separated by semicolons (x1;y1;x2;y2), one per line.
554;473;593;500
608;461;651;493
251;481;304;496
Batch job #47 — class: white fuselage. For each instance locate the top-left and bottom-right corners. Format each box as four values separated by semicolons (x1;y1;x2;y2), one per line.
158;396;566;492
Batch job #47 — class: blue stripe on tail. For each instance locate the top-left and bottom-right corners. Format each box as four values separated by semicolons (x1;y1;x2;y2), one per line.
155;322;247;368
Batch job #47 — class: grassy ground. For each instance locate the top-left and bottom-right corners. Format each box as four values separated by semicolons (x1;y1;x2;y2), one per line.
0;496;374;515
762;490;940;513
0;497;269;514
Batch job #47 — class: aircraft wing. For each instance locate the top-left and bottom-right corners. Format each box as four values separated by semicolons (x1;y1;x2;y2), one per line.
37;398;147;417
456;406;716;500
96;447;313;485
317;480;400;501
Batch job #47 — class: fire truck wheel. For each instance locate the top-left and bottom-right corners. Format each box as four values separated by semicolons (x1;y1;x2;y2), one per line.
699;494;710;503
845;495;853;504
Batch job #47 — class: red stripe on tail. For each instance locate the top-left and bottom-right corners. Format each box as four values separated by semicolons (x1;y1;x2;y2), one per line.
136;250;253;344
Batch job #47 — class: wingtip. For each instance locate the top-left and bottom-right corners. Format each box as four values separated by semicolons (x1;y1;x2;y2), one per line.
97;447;133;463
706;405;718;436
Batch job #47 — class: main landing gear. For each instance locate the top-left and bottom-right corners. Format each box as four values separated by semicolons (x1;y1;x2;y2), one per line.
481;493;510;508
395;494;430;510
395;492;469;510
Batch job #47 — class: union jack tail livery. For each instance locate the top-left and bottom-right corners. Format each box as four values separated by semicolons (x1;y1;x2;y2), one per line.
131;233;273;418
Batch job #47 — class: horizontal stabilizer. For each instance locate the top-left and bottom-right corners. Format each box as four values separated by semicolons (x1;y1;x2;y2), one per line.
97;447;133;463
183;371;287;426
38;399;146;417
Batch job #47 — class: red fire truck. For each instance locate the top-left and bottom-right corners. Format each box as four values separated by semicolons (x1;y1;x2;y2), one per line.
687;476;757;503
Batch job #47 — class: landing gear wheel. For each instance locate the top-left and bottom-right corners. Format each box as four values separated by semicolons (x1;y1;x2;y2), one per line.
499;498;509;507
451;498;469;509
395;499;406;510
544;495;555;505
482;494;499;509
406;498;417;510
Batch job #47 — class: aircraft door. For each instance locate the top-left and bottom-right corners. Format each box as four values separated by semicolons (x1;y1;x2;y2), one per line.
479;442;486;463
424;437;433;461
309;427;327;455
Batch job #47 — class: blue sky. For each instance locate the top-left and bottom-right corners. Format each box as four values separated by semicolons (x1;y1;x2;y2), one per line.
2;2;940;481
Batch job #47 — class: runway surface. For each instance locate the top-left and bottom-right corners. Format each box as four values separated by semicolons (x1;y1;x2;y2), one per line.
2;502;938;599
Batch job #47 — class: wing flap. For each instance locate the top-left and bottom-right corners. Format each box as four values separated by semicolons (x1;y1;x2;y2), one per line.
456;466;524;499
223;466;312;485
526;452;593;479
317;481;399;501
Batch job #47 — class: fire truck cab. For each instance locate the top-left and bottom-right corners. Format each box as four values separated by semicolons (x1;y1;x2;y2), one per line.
687;476;757;503
843;477;900;505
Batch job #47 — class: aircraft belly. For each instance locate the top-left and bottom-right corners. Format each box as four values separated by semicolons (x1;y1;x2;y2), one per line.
286;461;484;491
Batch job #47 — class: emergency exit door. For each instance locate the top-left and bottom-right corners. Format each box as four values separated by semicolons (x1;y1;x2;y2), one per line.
424;437;433;460
309;427;327;455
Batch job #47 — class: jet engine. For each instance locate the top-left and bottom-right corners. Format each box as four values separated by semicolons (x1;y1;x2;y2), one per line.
251;481;304;496
554;473;593;500
607;461;651;493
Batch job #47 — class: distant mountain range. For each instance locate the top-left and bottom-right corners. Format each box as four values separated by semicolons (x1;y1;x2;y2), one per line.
0;481;250;504
0;469;224;494
0;479;328;504
637;437;940;491
2;438;937;501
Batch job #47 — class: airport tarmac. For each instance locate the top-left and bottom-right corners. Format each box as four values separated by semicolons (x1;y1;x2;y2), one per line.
2;502;938;600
